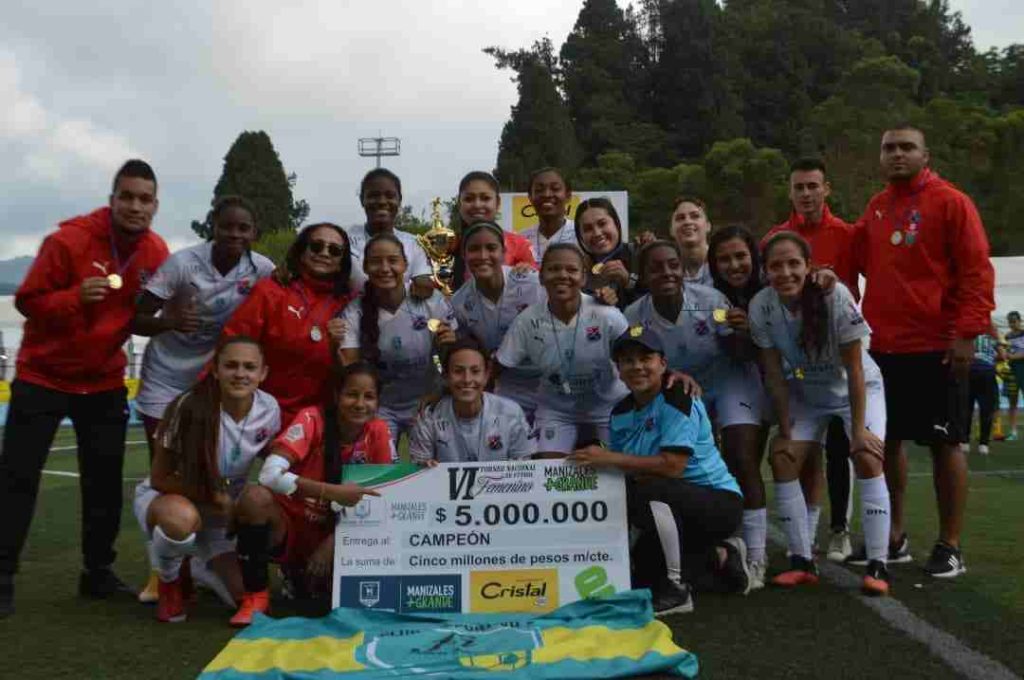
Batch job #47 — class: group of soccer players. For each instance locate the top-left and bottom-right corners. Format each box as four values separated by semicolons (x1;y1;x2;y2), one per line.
0;122;995;625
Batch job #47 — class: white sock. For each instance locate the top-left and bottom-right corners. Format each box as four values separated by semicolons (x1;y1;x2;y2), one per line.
775;480;811;560
857;475;891;563
742;508;767;563
146;539;158;571
806;504;821;545
152;526;196;583
649;501;682;583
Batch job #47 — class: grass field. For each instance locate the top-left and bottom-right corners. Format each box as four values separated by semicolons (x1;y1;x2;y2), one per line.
0;426;1022;679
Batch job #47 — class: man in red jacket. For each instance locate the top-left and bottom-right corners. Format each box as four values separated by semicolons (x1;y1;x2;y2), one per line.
0;160;169;617
764;157;859;564
853;124;994;579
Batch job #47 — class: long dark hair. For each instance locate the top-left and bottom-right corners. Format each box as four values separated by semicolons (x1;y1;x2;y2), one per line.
763;231;829;358
322;362;382;485
708;225;763;308
158;336;263;501
280;222;353;297
574;198;623;256
359;233;407;366
453;172;502;282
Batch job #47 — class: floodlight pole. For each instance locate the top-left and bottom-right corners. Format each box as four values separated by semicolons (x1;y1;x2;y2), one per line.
358;136;401;168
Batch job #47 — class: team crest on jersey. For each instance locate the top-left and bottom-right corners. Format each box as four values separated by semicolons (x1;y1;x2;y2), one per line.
237;278;252;295
586;326;601;341
255;427;269;443
488;434;503;450
694;319;710;336
412;315;428;331
284;423;304;443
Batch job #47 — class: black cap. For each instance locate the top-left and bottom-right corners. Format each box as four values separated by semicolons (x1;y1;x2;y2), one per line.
612;325;664;359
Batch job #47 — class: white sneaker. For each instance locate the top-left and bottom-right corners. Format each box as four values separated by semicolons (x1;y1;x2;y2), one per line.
747;560;766;591
826;529;853;563
978;444;990;456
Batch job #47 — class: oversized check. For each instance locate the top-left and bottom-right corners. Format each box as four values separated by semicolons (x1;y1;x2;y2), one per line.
332;460;631;614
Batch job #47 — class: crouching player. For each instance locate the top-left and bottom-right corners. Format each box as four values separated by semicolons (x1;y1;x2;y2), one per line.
134;336;280;623
570;327;750;616
229;362;393;626
410;338;536;464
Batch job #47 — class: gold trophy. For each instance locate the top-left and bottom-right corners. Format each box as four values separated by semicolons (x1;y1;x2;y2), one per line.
416;197;458;296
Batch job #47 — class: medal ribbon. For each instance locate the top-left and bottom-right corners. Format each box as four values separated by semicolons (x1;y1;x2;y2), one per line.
293;282;340;335
549;296;583;396
108;231;139;277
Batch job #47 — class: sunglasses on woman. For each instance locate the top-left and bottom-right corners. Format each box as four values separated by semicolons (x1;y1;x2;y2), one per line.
308;240;345;258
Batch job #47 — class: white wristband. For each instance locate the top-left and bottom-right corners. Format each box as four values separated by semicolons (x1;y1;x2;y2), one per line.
258;454;299;496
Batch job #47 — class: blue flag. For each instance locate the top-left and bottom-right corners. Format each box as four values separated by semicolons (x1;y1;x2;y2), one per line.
200;589;698;679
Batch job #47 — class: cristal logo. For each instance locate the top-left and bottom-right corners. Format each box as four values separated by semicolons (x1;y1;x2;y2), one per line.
481;580;547;601
448;467;533;500
469;569;558;613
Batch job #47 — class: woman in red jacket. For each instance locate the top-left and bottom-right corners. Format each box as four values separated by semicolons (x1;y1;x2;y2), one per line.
222;223;354;425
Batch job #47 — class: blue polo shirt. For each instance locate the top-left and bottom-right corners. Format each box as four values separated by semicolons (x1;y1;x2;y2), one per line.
610;385;741;495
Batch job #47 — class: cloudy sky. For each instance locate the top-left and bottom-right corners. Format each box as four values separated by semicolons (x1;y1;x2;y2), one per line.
1;0;1020;259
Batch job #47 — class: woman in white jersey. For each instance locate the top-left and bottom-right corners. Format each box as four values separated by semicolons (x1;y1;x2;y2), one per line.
518;167;578;262
749;231;892;596
669;198;714;287
450;222;545;419
339;234;458;443
410;338;535;464
133;336;280;623
132;195;274;601
345;168;434;296
497;244;629;455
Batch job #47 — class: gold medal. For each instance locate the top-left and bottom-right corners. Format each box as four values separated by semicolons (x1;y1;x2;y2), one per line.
890;230;903;246
591;263;604;275
107;273;123;290
629;325;644;338
712;308;727;323
310;325;323;342
427;318;442;333
794;368;805;380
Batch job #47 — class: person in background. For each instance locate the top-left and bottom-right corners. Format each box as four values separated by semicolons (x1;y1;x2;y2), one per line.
763;157;859;565
851;123;995;578
222;223;354;426
451;171;536;285
519;167;578;262
0;160;169;618
570;325;749;616
962;324;1000;456
1003;311;1024;441
132;195;275;602
669;198;714;287
993;333;1014;441
410;338;535;464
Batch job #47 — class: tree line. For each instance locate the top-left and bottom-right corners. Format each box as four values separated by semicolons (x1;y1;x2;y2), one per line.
489;0;1024;253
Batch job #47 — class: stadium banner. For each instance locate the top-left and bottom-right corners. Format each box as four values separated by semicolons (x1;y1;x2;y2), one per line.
199;590;699;679
498;191;629;241
333;461;631;615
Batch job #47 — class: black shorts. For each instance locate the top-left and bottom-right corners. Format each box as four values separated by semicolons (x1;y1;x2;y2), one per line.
870;351;967;446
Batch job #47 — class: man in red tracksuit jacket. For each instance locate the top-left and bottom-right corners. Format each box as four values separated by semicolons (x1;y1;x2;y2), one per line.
0;160;169;617
763;157;859;565
853;124;994;579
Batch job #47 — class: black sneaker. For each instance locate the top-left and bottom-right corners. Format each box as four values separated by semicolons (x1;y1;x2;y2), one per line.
0;573;13;619
923;541;966;579
651;580;694;617
862;560;891;596
846;533;912;567
78;568;135;599
720;537;752;595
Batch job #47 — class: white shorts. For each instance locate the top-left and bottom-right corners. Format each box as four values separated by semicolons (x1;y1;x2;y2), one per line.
789;382;887;444
705;364;764;428
133;479;235;563
379;404;419;444
534;409;610;454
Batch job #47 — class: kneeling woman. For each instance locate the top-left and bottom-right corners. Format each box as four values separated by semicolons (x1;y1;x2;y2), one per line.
570;327;749;616
750;232;891;595
134;336;281;623
229;362;393;626
410;338;535;464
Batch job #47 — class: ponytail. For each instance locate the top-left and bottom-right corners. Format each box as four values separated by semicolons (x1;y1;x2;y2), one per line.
159;376;221;501
359;280;383;366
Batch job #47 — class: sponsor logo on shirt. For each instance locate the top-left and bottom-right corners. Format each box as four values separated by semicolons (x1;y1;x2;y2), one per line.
694;319;710;336
284;423;304;442
586;326;601;341
255;427;269;443
469;569;558;613
237;278;252;295
487;434;503;451
412;315;428;331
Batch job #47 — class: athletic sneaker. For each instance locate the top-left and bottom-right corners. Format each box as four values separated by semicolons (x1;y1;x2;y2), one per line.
846;533;912;566
720;537;752;595
0;573;13;619
826;529;853;563
157;578;187;623
747;560;767;591
978;444;990;456
78;568;135;599
652;580;694;617
1006;431;1019;442
771;555;819;588
138;571;160;604
862;560;891;596
923;541;967;579
230;590;271;627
